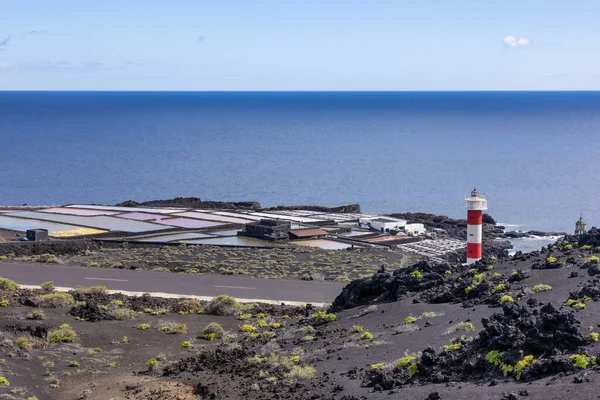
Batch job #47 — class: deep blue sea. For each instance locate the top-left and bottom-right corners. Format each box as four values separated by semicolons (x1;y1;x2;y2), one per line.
0;91;599;233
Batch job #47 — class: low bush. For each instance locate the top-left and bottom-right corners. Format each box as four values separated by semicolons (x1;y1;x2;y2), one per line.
109;308;136;320
159;322;187;334
180;341;193;349
206;294;241;316
48;325;78;343
443;343;462;351
0;277;19;291
499;295;514;305
404;315;416;324
313;311;336;323
146;358;158;371
494;284;505;292
532;284;552;293
396;355;417;367
36;293;75;308
16;337;33;351
0;377;9;386
299;325;316;334
111;299;125;307
409;270;423;279
590;332;599;342
40;281;55;291
0;299;8;307
203;322;225;338
546;256;557;263
285;365;317;380
269;322;281;329
138;323;151;330
172;299;204;314
26;310;46;320
360;332;373;340
205;333;216;341
240;324;256;333
456;322;475;332
350;325;364;333
370;363;385;370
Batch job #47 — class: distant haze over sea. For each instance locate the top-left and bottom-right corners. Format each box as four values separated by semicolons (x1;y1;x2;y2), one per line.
0;91;598;233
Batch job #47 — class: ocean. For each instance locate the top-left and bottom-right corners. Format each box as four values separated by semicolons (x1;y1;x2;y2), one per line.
0;91;599;234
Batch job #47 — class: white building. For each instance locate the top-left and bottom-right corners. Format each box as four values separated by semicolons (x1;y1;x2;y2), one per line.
405;223;426;236
359;217;407;233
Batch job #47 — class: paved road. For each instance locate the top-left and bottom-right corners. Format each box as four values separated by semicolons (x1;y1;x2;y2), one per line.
0;263;346;304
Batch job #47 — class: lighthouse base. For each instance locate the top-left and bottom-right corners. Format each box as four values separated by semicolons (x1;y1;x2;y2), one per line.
466;257;480;265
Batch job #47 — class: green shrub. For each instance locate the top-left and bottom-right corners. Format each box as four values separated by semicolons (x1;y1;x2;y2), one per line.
499;295;514;305
456;322;474;332
444;270;452;275
204;333;216;341
532;284;552;293
16;337;33;351
206;294;241;316
48;325;78;343
395;355;416;367
146;358;158;371
350;325;364;333
67;360;80;367
408;362;419;378
26;309;46;320
570;354;588;369
203;322;225;338
585;256;600;264
494;284;505;292
493;272;501;278
485;350;504;366
409;270;423;279
109;308;136;320
241;324;256;333
86;285;108;294
299;325;315;333
285;365;316;380
313;311;336;323
515;355;536;380
370;363;385;370
290;355;300;363
360;332;373;340
257;319;267;328
405;315;416;324
0;299;8;307
36;293;75;308
111;299;124;307
138;323;151;330
269;322;281;329
0;277;19;291
0;377;9;386
590;332;599;342
546;256;557;263
443;343;462;351
473;273;486;283
40;281;55;291
302;335;314;342
172;299;204;314
180;341;193;349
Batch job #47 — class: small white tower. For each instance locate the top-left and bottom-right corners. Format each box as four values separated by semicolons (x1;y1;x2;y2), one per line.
464;188;488;264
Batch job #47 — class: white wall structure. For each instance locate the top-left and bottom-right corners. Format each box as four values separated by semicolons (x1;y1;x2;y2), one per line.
359;217;406;233
405;223;426;235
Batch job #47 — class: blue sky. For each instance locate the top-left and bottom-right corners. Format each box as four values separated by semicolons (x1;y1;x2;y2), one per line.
1;0;599;90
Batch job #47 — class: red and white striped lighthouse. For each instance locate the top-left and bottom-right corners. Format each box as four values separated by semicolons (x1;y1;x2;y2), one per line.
465;188;488;264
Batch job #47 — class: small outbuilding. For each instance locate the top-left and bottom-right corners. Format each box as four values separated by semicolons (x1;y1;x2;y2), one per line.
289;228;328;240
26;229;49;242
238;219;291;241
359;217;407;233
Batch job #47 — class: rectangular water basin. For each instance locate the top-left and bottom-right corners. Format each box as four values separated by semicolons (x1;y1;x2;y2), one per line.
291;239;353;250
0;216;102;235
174;211;252;224
66;204;184;214
181;236;269;247
137;232;215;242
39;207;122;216
7;211;167;233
